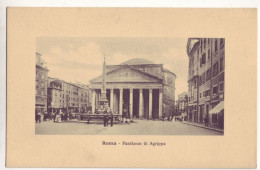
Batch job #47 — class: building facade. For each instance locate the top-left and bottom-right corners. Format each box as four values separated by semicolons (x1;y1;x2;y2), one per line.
47;78;90;113
47;79;63;113
78;84;91;113
186;38;224;128
176;92;188;117
89;58;176;120
35;52;48;113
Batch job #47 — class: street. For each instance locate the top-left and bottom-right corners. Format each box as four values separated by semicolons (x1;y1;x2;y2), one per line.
35;119;223;135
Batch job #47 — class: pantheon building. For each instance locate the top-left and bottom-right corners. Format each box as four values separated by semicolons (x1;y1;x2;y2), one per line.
89;58;176;120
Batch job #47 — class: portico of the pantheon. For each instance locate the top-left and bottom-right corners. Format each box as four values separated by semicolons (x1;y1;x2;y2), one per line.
89;58;176;120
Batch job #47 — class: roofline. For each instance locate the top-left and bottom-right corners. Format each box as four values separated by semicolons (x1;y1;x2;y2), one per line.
36;64;49;71
163;68;176;78
90;65;163;83
108;64;163;67
48;77;87;89
186;38;200;56
36;52;41;56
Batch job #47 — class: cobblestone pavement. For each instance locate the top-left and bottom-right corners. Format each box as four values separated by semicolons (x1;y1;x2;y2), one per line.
35;119;224;135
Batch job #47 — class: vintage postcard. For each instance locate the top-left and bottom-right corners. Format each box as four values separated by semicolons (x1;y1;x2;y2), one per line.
6;8;257;168
35;37;224;136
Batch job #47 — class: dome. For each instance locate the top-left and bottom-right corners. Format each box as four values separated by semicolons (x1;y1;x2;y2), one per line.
120;58;154;65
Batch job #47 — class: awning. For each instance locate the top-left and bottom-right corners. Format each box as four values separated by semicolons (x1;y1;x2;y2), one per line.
181;112;187;117
209;101;224;115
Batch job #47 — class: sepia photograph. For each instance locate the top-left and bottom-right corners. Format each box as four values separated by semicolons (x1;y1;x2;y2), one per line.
5;7;256;168
35;37;225;135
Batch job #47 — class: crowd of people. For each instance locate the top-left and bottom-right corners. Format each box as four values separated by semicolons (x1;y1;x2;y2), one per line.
35;110;80;123
35;106;188;125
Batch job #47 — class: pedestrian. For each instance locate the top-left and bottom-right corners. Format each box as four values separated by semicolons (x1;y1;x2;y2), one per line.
162;113;165;121
52;111;55;122
35;110;37;123
103;107;109;127
103;114;108;127
56;112;61;122
37;111;41;123
205;115;209;127
107;107;113;127
67;113;70;121
123;104;129;123
43;111;47;121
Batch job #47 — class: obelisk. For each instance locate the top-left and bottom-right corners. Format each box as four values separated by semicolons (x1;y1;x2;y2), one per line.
98;56;108;108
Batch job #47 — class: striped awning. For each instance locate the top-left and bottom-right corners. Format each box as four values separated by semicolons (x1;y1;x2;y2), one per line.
209;101;224;115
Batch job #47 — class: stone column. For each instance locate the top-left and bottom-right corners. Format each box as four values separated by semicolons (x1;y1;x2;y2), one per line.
159;88;163;119
119;88;123;116
110;89;114;113
139;89;143;118
149;89;153;119
92;90;96;113
129;88;133;121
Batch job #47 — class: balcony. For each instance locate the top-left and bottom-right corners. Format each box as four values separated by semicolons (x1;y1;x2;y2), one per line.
36;101;46;106
205;96;210;102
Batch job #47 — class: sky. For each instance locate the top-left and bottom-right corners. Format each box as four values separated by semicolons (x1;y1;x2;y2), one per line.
37;37;189;99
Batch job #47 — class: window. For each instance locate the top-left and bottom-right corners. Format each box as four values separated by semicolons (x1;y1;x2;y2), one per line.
213;86;218;94
201;44;203;53
202;53;206;64
220;82;224;91
220;38;224;47
220;57;224;71
215;40;218;52
204;39;206;49
41;90;44;95
208;38;210;44
208;49;210;60
206;69;211;81
203;90;210;97
213;62;219;77
202;73;206;84
200;93;202;98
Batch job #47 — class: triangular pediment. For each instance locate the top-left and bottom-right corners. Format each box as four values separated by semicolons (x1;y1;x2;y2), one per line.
90;65;162;83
